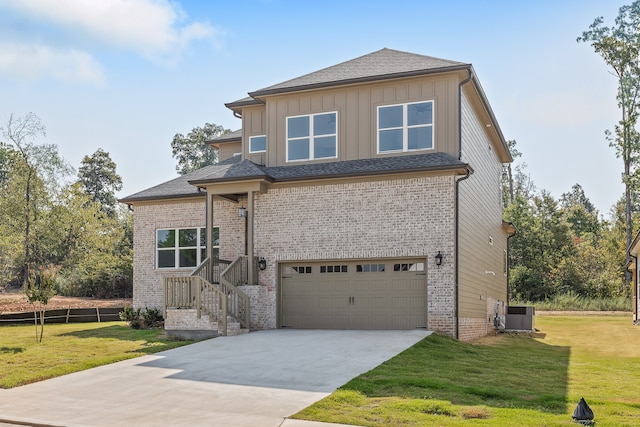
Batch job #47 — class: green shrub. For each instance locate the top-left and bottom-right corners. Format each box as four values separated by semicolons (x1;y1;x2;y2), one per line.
119;306;162;329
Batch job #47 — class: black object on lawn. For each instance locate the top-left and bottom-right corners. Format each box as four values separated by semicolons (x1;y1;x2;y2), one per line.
572;397;594;425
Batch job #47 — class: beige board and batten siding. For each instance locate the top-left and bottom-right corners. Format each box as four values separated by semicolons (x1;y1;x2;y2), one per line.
457;89;508;334
217;142;242;162
250;72;463;168
243;106;267;165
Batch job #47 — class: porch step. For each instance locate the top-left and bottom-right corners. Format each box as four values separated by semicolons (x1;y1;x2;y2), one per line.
164;308;248;337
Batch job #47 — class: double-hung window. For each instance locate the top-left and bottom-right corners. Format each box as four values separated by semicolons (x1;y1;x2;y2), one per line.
378;101;434;153
156;227;219;269
287;112;337;161
249;135;266;153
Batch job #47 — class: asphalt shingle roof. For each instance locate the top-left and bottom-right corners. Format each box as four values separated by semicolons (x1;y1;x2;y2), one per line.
121;151;468;203
226;48;469;107
250;48;467;97
209;129;242;144
119;155;242;203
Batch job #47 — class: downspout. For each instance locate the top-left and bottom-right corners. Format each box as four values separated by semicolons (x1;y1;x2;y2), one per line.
454;69;473;339
233;111;242;119
627;252;638;322
506;226;517;305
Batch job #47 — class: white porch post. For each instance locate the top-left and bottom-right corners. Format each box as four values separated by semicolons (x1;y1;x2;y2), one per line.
206;192;214;260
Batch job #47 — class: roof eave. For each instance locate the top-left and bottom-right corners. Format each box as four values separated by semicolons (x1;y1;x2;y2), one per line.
188;175;274;186
272;163;470;183
118;192;205;204
468;68;512;163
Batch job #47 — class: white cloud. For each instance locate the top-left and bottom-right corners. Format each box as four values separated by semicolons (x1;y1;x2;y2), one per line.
0;42;105;85
2;0;220;60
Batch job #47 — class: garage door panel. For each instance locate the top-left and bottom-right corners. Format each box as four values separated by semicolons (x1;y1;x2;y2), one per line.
281;259;427;329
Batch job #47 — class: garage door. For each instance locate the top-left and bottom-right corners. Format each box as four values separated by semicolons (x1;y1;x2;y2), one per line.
280;259;427;329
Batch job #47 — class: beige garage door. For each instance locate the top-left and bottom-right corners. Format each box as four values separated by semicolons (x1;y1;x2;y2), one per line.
280;259;427;329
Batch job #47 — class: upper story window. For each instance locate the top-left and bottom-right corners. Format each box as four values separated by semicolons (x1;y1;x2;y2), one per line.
249;135;266;153
287;112;337;162
156;227;219;269
378;101;434;153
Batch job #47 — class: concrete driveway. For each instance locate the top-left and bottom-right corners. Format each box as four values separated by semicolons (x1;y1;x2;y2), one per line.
0;329;430;427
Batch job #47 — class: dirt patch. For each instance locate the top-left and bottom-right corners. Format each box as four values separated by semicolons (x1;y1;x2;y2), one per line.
0;292;132;314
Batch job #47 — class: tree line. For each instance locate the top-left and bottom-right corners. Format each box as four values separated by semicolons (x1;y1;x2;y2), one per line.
0;113;132;298
504;157;629;302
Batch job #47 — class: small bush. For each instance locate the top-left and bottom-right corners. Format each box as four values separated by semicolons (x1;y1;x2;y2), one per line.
119;307;162;329
141;307;162;328
119;306;141;322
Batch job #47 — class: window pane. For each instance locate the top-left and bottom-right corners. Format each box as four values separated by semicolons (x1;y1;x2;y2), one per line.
379;129;403;152
288;138;310;160
200;228;206;246
314;136;336;158
212;227;220;247
158;250;175;268
314;113;336;135
179;249;197;267
408;127;433;150
179;229;197;247
200;248;206;262
250;135;266;152
379;105;403;129
288;116;309;138
408;102;432;126
157;230;175;248
212;248;219;259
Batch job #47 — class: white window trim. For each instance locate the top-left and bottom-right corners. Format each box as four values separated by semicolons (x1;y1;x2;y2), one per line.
249;135;267;153
156;226;219;269
286;111;338;162
377;100;435;154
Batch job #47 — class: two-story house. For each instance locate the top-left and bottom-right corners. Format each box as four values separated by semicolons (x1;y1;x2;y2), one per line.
120;48;514;341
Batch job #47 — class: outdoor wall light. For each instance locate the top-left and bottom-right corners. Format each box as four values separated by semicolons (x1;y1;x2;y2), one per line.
435;251;444;267
258;257;267;271
238;206;247;218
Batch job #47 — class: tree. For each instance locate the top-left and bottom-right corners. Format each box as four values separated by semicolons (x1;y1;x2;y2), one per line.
77;148;122;217
171;123;229;175
502;139;522;207
0;113;72;285
560;184;601;238
25;264;59;342
578;2;640;282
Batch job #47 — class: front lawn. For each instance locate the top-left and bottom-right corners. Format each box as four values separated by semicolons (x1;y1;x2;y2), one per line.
0;322;193;388
293;315;640;426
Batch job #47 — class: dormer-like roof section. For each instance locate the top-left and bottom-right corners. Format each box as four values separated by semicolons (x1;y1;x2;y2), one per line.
208;129;242;147
226;48;469;108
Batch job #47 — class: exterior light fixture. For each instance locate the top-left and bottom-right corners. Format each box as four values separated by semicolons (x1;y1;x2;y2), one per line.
238;206;247;218
258;257;267;271
435;251;444;267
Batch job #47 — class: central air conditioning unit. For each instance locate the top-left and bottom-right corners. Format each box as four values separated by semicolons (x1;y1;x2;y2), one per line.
505;306;535;331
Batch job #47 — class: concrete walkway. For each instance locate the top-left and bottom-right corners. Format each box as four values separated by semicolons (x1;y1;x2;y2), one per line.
0;329;430;427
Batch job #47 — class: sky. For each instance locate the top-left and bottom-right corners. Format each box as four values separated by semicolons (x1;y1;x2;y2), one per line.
0;0;631;217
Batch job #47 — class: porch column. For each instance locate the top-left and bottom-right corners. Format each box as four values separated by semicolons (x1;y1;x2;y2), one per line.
247;190;255;285
206;192;214;260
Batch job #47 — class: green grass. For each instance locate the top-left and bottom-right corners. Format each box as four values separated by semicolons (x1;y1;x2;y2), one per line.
294;315;640;426
0;322;193;388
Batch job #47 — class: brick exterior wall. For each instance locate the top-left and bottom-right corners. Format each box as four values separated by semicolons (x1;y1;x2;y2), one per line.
254;176;457;337
133;176;462;337
132;199;206;310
